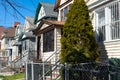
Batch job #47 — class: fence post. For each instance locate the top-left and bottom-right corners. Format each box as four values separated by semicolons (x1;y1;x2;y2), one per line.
25;62;28;80
31;62;34;80
43;62;45;80
65;63;67;80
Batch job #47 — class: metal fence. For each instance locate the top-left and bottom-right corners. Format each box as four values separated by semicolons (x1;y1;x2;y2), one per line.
25;62;53;80
25;62;120;80
61;63;120;80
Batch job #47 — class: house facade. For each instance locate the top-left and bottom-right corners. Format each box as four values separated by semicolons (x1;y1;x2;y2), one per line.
54;0;120;61
12;17;36;68
89;0;120;59
33;2;62;62
22;16;36;62
1;26;16;66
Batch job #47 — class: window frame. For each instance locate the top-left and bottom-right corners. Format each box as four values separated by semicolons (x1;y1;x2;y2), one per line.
43;29;54;52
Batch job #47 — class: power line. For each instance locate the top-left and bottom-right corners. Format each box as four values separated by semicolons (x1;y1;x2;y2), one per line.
30;0;36;8
5;0;36;28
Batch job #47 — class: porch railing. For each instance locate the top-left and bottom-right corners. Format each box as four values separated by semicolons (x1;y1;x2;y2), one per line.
11;50;37;69
25;48;61;80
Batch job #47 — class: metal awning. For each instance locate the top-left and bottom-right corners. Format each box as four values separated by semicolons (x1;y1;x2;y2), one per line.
22;32;35;40
13;42;22;46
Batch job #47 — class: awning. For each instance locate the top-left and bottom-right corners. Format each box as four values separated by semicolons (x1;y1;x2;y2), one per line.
13;42;22;46
22;32;35;40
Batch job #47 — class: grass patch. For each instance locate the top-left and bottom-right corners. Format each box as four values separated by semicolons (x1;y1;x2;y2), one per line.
0;73;25;80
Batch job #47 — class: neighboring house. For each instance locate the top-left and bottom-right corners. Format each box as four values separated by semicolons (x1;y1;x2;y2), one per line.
33;2;59;61
13;24;23;59
12;17;36;69
1;27;16;66
54;0;120;62
0;26;6;67
22;16;36;62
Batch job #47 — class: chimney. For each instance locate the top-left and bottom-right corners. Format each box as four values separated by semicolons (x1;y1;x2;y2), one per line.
14;22;20;28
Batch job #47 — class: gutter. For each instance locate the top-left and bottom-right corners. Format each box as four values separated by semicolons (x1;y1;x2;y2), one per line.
88;0;113;11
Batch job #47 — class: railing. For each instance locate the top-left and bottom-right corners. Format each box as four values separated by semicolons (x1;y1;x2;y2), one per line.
0;57;9;62
61;63;119;80
45;48;61;63
11;50;37;69
25;49;61;80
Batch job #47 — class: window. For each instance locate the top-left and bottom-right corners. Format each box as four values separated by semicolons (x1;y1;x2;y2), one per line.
61;5;71;21
95;1;120;42
109;2;120;39
97;9;105;41
43;29;54;52
22;41;27;51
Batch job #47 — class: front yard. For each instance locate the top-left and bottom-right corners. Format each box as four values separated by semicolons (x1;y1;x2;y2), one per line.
0;73;24;80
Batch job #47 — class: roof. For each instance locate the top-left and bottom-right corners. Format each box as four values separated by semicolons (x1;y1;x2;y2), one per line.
54;0;61;11
36;20;64;30
33;20;64;35
34;2;57;24
26;16;34;24
24;16;36;31
0;26;5;39
1;27;15;39
41;3;57;18
45;20;64;25
54;0;72;11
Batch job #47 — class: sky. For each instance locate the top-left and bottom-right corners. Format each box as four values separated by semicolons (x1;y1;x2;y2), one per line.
0;0;56;28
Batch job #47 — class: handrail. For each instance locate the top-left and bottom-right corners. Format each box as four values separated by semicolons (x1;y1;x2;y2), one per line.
11;50;37;63
39;59;61;80
45;48;61;62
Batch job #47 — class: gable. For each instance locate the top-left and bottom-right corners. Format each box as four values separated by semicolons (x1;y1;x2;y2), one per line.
34;3;42;24
60;0;68;5
40;23;49;30
38;7;46;22
34;3;57;24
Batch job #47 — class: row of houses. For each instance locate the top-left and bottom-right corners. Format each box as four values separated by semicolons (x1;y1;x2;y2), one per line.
0;0;120;70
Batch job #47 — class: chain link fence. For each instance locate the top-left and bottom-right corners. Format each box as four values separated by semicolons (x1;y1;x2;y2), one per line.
25;62;120;80
25;62;52;80
61;63;120;80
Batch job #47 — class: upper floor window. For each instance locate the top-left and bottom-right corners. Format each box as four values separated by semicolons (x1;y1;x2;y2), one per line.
5;38;12;45
22;41;27;51
61;4;71;21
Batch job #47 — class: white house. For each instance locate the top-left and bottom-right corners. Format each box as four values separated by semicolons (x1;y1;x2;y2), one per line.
33;2;61;62
54;0;120;62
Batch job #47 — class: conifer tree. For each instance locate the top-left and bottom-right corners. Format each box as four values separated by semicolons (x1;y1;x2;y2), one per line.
60;0;100;64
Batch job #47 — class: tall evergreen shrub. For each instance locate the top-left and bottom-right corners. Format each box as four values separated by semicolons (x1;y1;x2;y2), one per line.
60;0;100;64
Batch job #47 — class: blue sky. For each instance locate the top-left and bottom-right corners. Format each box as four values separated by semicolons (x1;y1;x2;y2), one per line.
0;0;56;28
